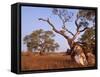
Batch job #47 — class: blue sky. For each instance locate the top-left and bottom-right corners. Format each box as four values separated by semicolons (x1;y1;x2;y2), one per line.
21;6;83;52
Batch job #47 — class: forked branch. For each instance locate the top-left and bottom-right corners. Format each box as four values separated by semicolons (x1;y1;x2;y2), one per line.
38;18;70;40
73;16;88;40
62;26;74;36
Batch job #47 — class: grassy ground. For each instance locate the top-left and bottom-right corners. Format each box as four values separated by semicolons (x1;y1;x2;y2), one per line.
21;52;94;71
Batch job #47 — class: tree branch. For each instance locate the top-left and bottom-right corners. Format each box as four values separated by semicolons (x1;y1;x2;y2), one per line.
73;16;88;40
39;18;55;30
72;26;88;41
54;9;74;37
38;18;70;40
75;18;79;30
63;26;74;36
72;31;80;41
79;27;88;32
75;16;82;31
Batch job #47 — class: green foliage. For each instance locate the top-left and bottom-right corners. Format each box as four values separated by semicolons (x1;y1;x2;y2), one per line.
23;29;59;52
79;26;95;53
77;10;95;21
77;10;95;27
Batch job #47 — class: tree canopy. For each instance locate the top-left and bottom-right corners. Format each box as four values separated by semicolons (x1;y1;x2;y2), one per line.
23;29;59;54
79;26;95;53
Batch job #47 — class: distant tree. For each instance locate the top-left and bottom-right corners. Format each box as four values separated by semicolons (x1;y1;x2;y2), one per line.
23;29;59;54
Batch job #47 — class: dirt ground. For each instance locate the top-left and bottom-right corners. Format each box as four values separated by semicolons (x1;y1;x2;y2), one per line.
21;52;95;71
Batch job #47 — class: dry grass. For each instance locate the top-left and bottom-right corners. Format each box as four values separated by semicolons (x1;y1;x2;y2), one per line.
21;51;94;71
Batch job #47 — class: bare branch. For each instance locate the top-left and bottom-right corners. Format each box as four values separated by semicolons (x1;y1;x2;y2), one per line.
66;29;74;36
39;18;57;31
52;9;75;37
38;18;70;40
79;27;88;32
73;16;88;40
62;26;74;36
75;18;79;29
58;13;64;23
75;17;82;31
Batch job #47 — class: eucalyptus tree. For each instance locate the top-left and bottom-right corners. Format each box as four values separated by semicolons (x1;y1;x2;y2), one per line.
23;29;59;54
38;8;95;65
